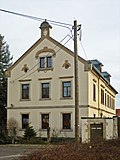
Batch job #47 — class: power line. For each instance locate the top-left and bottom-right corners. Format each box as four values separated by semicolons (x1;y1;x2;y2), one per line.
79;40;88;60
0;8;72;30
0;8;74;80
18;35;73;80
13;32;73;81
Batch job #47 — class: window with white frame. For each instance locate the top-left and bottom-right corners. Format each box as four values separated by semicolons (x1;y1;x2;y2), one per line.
101;88;104;105
93;83;96;101
40;56;52;69
41;114;49;129
105;93;107;106
62;81;71;98
40;57;45;68
47;56;52;68
62;113;71;129
41;83;49;98
22;114;29;129
21;84;30;99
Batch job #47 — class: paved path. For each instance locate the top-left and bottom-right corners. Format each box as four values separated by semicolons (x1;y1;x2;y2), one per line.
0;145;42;160
0;154;22;160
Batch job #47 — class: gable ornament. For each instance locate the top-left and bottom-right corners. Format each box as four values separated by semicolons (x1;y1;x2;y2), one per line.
62;60;71;69
21;64;29;73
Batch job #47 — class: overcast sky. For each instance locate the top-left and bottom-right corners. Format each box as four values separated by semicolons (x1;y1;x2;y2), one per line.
0;0;120;107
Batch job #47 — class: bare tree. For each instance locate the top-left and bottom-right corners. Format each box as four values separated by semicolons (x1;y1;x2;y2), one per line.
7;117;18;144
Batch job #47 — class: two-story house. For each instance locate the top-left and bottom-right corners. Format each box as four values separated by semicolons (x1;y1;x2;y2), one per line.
6;20;117;138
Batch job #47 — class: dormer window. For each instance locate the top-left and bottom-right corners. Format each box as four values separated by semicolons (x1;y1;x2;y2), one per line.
39;56;52;69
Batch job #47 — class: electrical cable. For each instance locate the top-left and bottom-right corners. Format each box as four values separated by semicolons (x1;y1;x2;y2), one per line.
0;8;72;29
79;40;88;60
17;35;73;80
0;8;75;80
13;32;72;81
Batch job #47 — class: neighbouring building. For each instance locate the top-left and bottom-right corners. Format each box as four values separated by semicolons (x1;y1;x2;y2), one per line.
116;109;120;138
116;109;120;116
6;21;118;140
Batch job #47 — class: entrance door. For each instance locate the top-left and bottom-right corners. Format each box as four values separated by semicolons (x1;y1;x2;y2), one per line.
90;123;103;142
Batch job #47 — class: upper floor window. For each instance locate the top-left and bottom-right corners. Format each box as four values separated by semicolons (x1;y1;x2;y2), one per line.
22;114;29;129
101;89;104;105
42;83;49;98
47;56;52;68
112;98;115;109
40;56;52;69
21;84;29;99
62;81;71;98
62;113;71;129
41;114;49;129
107;95;109;107
105;93;107;106
40;57;45;68
93;83;96;101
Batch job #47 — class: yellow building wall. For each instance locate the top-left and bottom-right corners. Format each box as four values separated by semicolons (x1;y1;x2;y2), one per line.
7;37;116;138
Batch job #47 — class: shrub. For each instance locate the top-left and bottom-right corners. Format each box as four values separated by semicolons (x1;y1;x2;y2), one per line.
19;139;120;160
16;137;48;144
23;125;36;140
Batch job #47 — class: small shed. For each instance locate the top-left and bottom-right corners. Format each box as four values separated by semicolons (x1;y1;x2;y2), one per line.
81;117;118;143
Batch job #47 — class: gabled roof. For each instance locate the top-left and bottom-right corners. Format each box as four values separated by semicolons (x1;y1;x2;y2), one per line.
7;36;87;71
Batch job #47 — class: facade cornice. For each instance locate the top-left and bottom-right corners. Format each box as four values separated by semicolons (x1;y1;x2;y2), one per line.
7;104;115;115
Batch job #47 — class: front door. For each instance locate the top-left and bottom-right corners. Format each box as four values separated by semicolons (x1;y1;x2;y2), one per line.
90;123;103;142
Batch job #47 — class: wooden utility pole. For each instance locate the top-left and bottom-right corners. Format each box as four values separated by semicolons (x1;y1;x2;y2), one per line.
74;20;80;143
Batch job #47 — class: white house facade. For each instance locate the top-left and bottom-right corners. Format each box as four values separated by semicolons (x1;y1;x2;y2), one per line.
6;21;118;139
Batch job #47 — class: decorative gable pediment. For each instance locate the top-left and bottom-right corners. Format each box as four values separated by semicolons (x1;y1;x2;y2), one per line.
35;46;56;59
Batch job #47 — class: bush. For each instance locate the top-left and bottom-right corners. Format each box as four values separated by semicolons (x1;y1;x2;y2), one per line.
16;137;47;144
23;125;37;140
19;139;120;160
50;137;75;143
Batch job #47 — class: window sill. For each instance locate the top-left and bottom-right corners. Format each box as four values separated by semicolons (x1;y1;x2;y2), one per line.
60;129;73;132
38;67;54;72
60;97;73;100
19;129;25;131
20;99;31;101
39;129;48;131
39;98;51;101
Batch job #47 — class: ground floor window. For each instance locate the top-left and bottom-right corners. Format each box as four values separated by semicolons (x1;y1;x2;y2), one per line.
62;113;71;129
41;114;49;129
22;114;29;129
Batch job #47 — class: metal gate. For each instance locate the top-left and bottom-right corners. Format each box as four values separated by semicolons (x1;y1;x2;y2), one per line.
90;123;103;142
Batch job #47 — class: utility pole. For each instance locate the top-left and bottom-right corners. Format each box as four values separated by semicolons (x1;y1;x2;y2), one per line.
74;20;80;143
